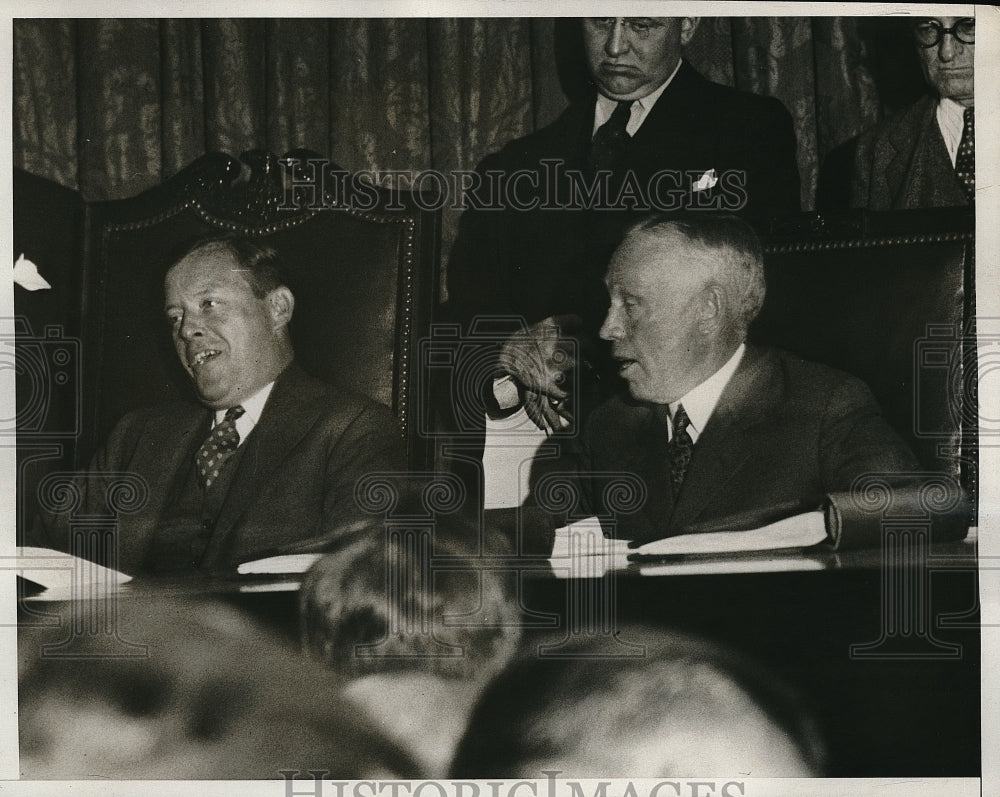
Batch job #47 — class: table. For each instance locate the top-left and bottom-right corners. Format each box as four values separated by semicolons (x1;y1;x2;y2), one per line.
17;530;981;777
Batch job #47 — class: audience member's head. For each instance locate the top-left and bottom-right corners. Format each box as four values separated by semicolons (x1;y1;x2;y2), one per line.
450;625;826;778
913;16;974;107
164;236;296;410
300;525;523;775
600;212;765;404
582;17;700;102
18;591;416;779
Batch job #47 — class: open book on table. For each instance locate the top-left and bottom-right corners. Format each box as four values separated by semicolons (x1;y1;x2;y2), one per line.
550;511;829;560
550;484;970;561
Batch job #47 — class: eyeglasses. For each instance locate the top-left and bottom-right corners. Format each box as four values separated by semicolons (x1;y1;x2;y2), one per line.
914;18;975;48
586;18;665;39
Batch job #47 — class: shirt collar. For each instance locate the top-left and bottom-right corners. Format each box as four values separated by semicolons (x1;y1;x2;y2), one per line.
213;380;275;441
669;343;745;443
936;97;969;165
593;57;682;136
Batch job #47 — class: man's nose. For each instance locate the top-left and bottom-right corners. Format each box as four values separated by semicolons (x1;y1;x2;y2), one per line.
604;20;630;57
938;31;958;61
177;315;204;341
599;308;623;341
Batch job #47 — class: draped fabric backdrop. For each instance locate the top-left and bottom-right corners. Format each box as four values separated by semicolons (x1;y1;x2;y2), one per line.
13;17;924;297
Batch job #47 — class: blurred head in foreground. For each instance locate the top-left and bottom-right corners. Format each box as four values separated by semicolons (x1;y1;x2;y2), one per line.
300;527;523;775
450;625;826;777
19;591;415;779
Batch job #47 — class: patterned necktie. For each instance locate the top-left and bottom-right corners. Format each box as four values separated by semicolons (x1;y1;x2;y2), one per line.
955;107;975;203
195;406;245;489
668;404;694;500
589;100;633;172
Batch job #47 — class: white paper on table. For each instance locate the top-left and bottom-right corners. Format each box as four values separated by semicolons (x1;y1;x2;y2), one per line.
14;546;132;601
236;552;322;575
632;511;828;556
550;511;828;559
549;517;630;559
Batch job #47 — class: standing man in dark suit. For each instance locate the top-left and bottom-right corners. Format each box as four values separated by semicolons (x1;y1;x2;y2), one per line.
445;17;800;441
583;213;922;543
38;237;404;573
852;16;975;209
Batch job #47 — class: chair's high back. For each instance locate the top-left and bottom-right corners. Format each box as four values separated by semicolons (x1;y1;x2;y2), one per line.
752;208;976;501
80;151;439;470
13;169;87;538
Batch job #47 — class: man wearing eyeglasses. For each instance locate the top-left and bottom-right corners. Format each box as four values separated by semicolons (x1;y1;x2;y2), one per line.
852;16;975;209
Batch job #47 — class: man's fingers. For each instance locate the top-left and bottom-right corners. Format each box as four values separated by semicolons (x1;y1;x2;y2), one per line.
524;388;572;433
523;392;551;433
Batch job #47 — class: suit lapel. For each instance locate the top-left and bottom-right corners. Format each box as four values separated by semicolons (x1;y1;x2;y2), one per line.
562;100;597;166
666;347;778;533
629;405;676;538
625;63;720;198
883;99;929;202
119;405;208;572
630;61;705;153
907;119;968;208
204;365;326;560
886;97;967;209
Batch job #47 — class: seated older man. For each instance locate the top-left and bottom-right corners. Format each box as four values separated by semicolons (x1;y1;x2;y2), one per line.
580;213;933;543
35;236;404;573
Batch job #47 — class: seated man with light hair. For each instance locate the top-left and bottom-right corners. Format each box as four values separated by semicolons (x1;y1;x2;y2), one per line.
580;212;938;543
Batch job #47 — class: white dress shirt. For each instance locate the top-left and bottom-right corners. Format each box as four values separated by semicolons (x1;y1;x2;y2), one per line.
936;97;968;167
666;344;746;444
212;381;274;446
592;58;682;138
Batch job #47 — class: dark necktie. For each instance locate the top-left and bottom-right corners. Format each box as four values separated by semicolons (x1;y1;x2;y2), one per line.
589;100;633;172
955;107;975;203
668;404;694;500
195;405;245;489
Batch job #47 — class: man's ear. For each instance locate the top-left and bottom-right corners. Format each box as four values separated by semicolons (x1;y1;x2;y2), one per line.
680;18;700;46
698;282;724;335
267;286;295;328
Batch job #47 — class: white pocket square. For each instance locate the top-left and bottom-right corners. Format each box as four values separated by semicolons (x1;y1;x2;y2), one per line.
14;253;51;291
692;169;718;192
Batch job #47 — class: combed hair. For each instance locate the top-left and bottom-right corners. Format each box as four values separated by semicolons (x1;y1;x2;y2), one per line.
627;212;766;332
172;235;290;299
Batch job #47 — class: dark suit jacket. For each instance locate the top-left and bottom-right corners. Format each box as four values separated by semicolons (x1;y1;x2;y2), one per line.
39;364;405;573
851;95;969;210
448;60;801;330
580;345;920;543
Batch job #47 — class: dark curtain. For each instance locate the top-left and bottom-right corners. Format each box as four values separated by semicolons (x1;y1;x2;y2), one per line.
13;17;923;294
